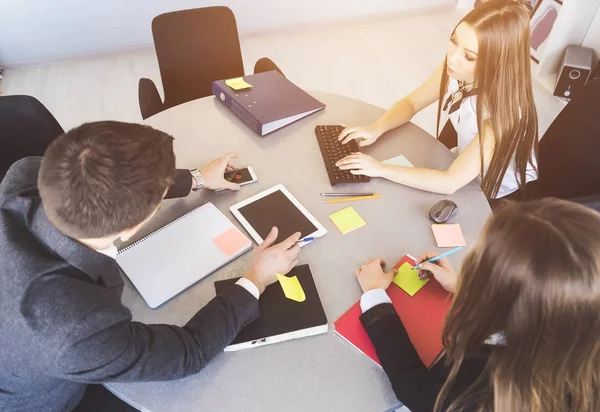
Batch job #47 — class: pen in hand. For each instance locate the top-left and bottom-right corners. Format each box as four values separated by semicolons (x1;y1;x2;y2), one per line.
412;246;463;270
413;246;463;280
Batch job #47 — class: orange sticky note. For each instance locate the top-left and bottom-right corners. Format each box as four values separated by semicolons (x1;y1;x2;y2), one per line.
431;224;466;248
213;227;249;256
393;262;429;296
276;273;306;302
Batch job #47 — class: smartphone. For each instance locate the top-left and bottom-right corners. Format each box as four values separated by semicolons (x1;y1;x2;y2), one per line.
217;166;258;191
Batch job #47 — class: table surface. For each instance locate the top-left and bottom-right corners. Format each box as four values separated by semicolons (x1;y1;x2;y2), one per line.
107;91;492;412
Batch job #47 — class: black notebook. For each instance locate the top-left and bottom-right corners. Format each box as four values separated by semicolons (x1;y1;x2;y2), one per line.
214;264;328;351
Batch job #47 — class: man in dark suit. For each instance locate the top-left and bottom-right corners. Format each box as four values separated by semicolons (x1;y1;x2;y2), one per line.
0;121;301;412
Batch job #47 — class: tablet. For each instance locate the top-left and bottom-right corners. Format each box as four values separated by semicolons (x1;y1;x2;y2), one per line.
230;185;327;247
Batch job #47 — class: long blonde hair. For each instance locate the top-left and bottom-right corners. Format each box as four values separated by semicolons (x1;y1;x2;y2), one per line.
437;0;538;198
435;199;600;411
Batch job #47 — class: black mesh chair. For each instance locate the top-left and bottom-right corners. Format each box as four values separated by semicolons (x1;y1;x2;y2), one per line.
0;95;64;182
138;6;284;120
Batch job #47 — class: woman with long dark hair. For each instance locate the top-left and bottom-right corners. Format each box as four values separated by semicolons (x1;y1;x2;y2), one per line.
355;198;600;411
336;0;538;200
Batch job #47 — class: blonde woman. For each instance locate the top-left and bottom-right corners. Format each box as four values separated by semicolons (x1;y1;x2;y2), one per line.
355;198;600;411
336;0;538;201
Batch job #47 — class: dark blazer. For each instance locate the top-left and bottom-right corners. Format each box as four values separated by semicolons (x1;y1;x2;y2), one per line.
360;303;491;412
0;158;259;412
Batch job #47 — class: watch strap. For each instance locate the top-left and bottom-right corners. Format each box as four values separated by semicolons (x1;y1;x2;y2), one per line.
189;168;204;191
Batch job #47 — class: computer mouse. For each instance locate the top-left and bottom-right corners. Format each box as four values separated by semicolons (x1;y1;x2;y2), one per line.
429;200;458;223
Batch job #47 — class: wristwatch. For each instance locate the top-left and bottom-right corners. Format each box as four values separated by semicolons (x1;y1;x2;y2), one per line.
189;168;204;192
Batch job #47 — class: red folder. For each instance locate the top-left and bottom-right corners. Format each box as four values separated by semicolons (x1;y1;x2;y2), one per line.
334;255;452;368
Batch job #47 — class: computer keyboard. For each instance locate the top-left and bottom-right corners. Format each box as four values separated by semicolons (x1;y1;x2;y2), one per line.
314;125;371;186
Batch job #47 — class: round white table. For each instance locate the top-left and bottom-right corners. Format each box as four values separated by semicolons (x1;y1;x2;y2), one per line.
107;91;491;412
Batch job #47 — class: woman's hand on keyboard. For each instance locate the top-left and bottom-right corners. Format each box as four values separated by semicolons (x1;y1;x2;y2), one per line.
338;125;382;147
336;153;386;177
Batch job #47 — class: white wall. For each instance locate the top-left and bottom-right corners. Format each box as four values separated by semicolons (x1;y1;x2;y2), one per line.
582;5;600;66
536;0;600;75
0;0;453;66
454;0;600;73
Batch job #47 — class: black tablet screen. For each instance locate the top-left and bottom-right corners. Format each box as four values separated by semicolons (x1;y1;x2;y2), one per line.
237;190;318;243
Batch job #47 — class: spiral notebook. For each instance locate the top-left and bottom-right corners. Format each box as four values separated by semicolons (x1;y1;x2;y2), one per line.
116;202;252;308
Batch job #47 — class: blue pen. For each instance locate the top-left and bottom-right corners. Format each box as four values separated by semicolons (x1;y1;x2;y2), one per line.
296;237;315;244
412;246;464;270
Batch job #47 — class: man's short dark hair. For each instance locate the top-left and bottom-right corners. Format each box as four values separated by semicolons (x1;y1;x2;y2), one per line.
39;121;176;239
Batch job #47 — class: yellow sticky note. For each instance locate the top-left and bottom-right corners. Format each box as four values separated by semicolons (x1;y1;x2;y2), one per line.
392;262;429;296
225;77;253;91
329;207;366;235
276;273;306;302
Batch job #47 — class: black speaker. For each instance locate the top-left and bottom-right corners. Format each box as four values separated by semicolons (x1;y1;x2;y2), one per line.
553;45;594;99
593;60;600;81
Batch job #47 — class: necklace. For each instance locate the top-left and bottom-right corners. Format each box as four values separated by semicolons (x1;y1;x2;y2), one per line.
443;80;478;114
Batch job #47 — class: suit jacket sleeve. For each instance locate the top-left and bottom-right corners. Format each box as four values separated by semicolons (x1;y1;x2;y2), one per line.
27;273;259;383
360;303;444;412
165;169;193;199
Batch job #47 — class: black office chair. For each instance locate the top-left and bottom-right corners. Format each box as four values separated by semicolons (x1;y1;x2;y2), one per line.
138;6;284;120
0;95;64;182
520;76;600;210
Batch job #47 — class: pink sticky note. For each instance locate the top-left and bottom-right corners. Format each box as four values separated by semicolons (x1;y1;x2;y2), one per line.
213;227;249;256
431;224;466;248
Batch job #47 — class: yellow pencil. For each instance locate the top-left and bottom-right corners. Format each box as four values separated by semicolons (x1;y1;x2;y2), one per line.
325;194;381;203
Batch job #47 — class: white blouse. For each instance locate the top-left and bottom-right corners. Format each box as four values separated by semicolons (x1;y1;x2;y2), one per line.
442;78;538;199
